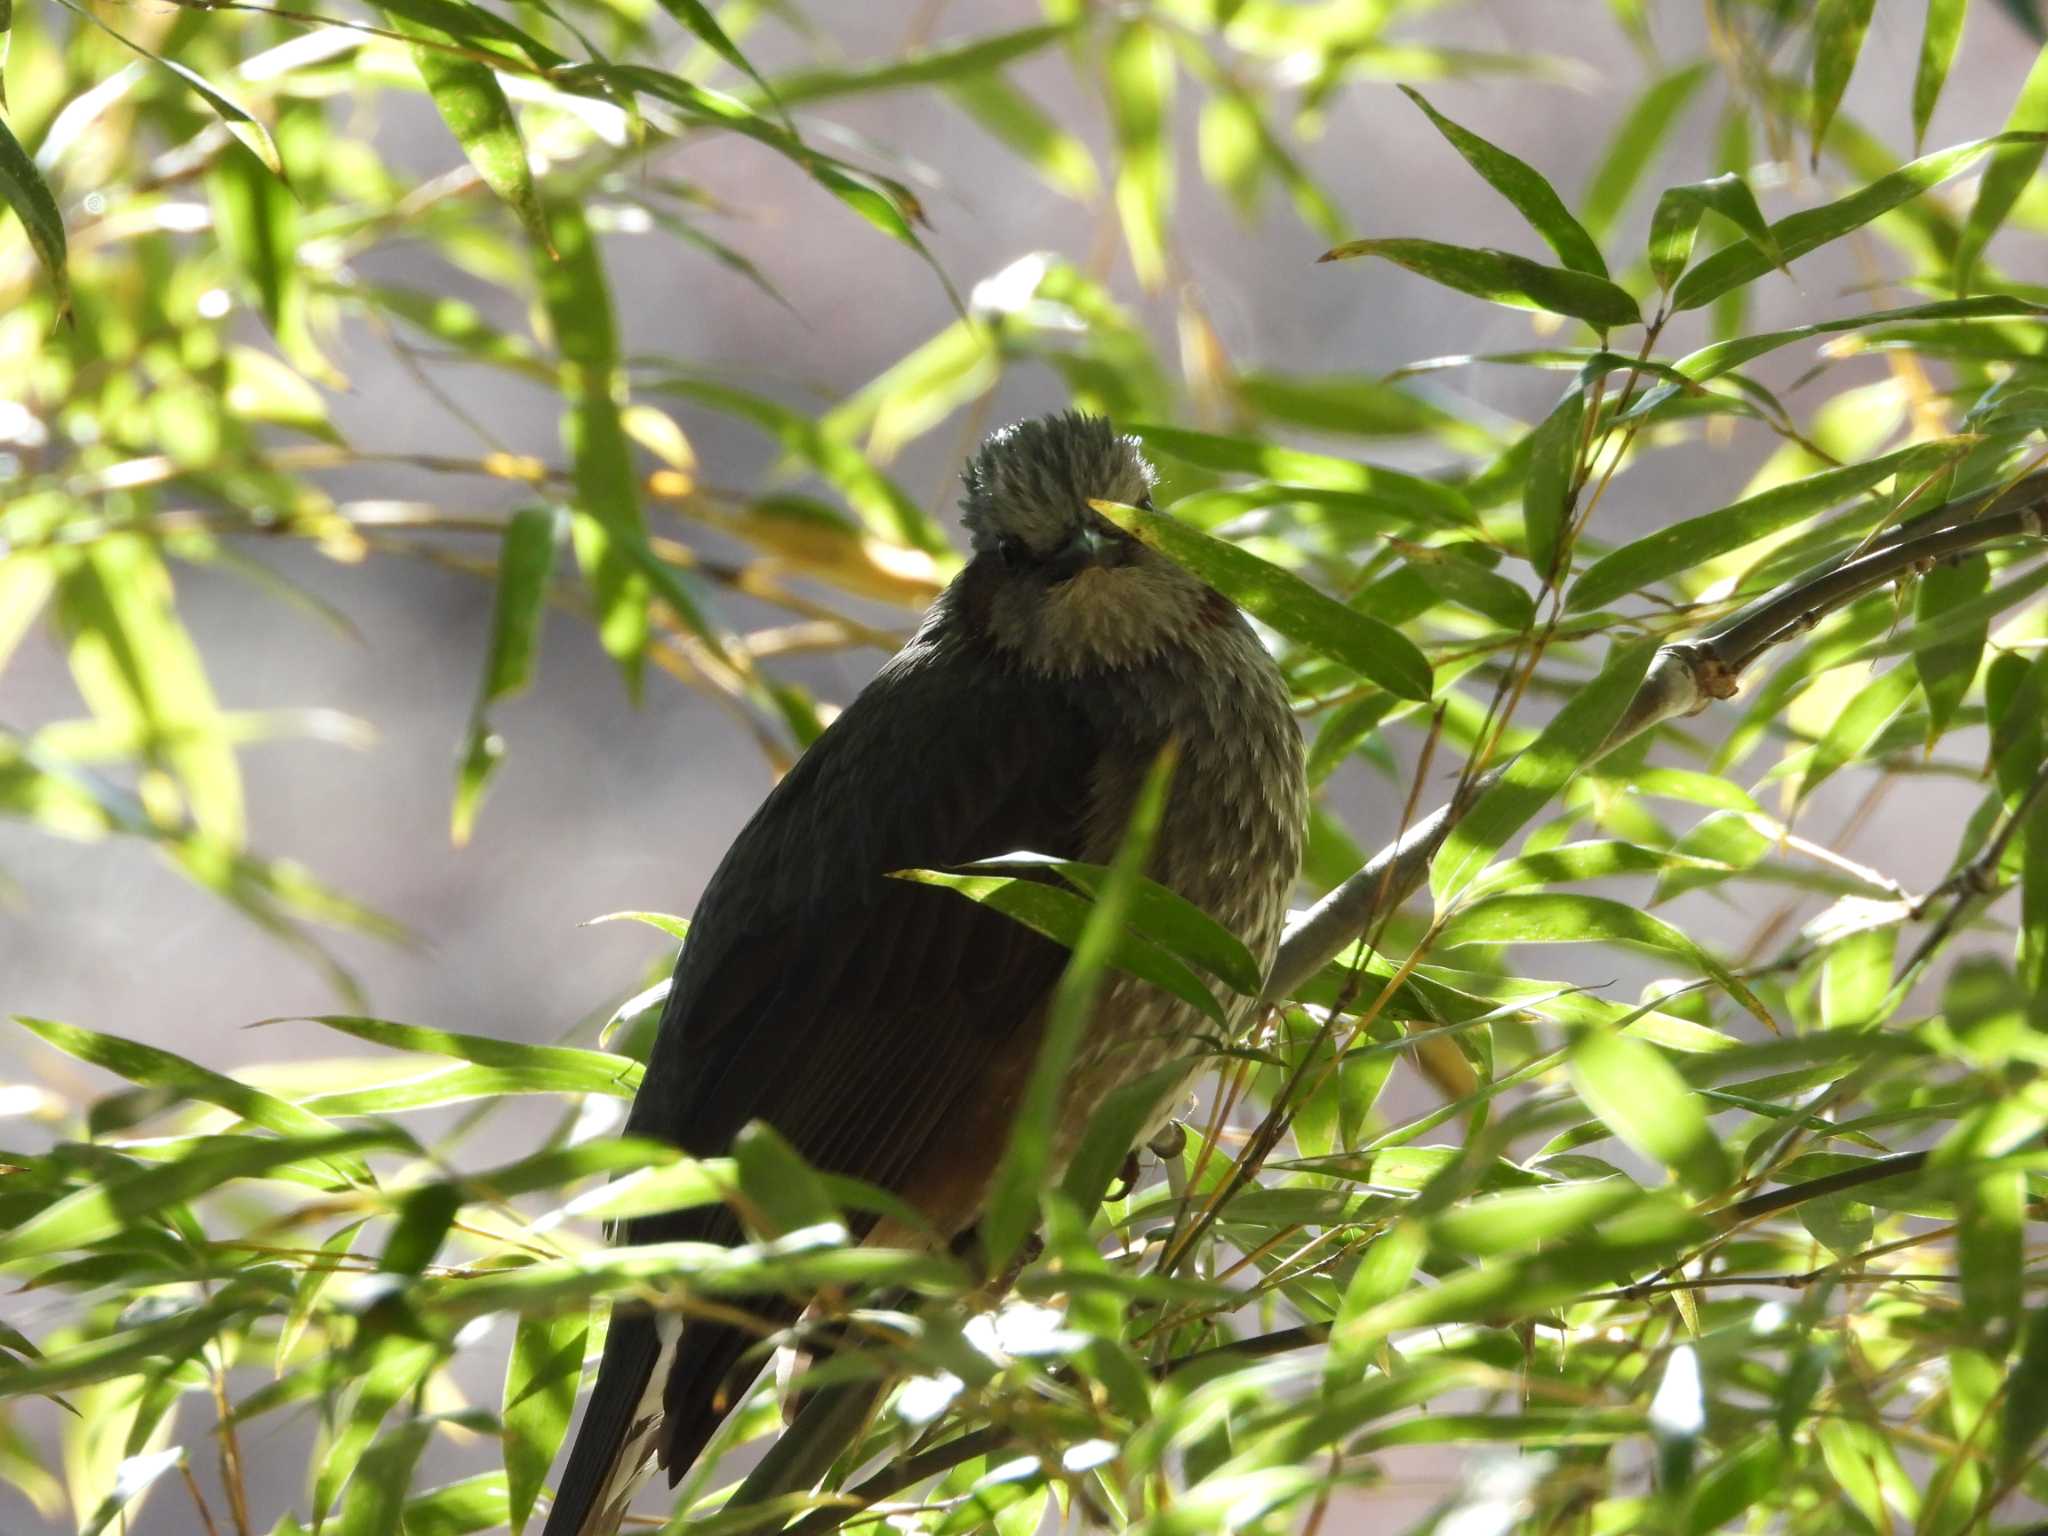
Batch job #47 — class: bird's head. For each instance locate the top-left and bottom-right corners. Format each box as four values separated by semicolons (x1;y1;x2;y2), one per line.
959;412;1220;674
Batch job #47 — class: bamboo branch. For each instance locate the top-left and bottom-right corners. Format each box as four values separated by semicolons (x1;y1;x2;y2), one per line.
1265;471;2048;1003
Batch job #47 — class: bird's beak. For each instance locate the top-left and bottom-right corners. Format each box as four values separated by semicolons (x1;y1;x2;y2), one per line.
1046;523;1111;583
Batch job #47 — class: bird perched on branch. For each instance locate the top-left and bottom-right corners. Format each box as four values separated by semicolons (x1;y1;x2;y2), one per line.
542;412;1306;1536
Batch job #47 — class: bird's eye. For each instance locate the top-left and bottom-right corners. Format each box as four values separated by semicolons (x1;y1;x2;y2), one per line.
995;535;1029;570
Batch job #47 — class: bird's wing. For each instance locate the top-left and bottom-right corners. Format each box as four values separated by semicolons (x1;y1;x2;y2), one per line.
544;636;1103;1536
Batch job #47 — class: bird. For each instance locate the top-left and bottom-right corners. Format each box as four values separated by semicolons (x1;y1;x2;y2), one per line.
541;411;1307;1536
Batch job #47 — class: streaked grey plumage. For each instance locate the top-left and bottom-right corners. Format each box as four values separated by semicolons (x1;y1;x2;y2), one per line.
542;413;1306;1536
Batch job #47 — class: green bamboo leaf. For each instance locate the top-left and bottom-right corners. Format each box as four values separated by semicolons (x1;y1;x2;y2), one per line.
405;1473;510;1536
453;507;560;845
386;9;553;254
1809;0;1877;161
338;1419;440;1536
504;1312;585;1534
0;111;66;315
1646;173;1784;292
1955;44;2048;294
1522;382;1586;580
314;1334;444;1526
1108;19;1174;290
1326;1220;1424;1376
768;24;1067;107
56;538;245;844
533;200;650;697
371;0;566;70
1317;237;1640;330
1232;372;1489;450
1399;86;1605;276
1671;132;2048;311
658;0;783;114
1437;893;1774;1029
0;1129;403;1260
1431;639;1656;909
1094;499;1434;701
1430;1179;1648;1255
1;1287;264;1397
10;1016;361;1173
967;855;1262;996
1474;839;1734;898
1133;423;1472;526
1913;0;1970;148
1569;1031;1733;1196
1059;1060;1196;1215
274;1014;642;1095
1645;296;2048;400
945;73;1099;199
1959;1166;2026;1353
982;746;1176;1271
583;909;691;941
896;869;1227;1027
1793;661;1917;807
1912;552;1990;741
1567;439;1974;612
58;0;282;176
733;1121;839;1234
2003;1304;2048;1472
1579;62;1713;241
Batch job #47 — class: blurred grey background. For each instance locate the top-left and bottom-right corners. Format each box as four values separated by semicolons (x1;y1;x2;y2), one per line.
2;1;2041;1531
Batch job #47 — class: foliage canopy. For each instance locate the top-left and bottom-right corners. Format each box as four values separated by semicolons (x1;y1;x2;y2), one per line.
4;1;2048;1533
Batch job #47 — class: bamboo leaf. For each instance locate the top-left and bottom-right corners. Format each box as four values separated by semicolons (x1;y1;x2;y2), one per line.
387;9;554;253
1094;499;1434;700
0;110;66;315
1645;173;1784;292
897;869;1228;1027
1522;382;1586;580
1671;133;2048;311
1569;1031;1733;1196
981;746;1177;1271
1955;44;2048;293
1566;440;1975;612
453;508;560;845
1399;86;1606;275
1809;0;1877;161
1318;237;1640;330
1431;639;1656;909
1437;893;1774;1029
503;1312;585;1534
1108;20;1174;290
1913;0;1970;149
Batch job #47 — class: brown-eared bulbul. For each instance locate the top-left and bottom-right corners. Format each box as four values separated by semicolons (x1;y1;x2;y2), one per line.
542;413;1306;1535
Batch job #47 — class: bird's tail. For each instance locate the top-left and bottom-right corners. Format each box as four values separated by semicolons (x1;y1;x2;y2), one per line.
541;1309;679;1536
541;1305;798;1536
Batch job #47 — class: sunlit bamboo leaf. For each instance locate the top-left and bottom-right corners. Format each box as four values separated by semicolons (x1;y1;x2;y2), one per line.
1108;20;1175;290
1095;498;1433;700
386;9;553;254
0;111;65;315
1569;1031;1733;1196
1437;892;1774;1028
533;200;650;696
1809;0;1877;161
1645;173;1784;292
1400;87;1605;275
1317;237;1640;330
1521;381;1586;580
1671;132;2048;311
453;507;560;846
1954;44;2048;293
1432;639;1656;909
981;747;1175;1271
1913;0;1970;148
504;1311;584;1534
896;868;1227;1027
1567;439;1975;611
